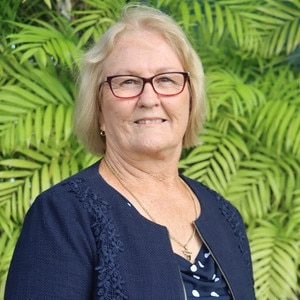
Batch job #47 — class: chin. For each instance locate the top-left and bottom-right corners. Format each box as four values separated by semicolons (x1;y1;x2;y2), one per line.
134;140;180;155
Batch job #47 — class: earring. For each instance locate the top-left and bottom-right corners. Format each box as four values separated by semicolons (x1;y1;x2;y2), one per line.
100;130;106;137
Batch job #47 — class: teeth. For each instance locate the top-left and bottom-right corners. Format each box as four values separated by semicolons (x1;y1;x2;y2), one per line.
136;119;164;124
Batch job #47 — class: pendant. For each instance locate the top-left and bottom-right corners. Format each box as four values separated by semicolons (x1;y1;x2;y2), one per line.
183;247;192;261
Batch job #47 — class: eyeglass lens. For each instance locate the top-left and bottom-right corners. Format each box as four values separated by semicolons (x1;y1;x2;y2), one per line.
107;72;188;99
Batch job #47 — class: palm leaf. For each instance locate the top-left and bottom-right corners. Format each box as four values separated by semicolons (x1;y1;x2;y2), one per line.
206;69;266;120
249;217;299;299
241;0;300;56
180;127;250;196
71;0;123;47
7;17;79;70
185;0;300;58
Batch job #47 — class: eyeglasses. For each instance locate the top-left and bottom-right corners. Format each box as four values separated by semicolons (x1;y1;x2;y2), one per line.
101;71;190;99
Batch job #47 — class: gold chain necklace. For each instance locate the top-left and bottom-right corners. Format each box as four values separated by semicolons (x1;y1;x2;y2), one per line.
103;158;198;261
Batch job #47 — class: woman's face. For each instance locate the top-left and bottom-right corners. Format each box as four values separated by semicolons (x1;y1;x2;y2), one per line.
99;30;190;160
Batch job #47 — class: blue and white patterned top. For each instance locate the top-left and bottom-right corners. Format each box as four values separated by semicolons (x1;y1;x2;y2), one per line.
176;244;232;299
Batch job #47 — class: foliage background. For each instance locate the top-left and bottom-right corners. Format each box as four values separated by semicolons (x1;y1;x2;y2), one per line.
0;0;299;299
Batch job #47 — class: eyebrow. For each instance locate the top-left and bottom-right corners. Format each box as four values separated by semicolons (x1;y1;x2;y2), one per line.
106;68;184;77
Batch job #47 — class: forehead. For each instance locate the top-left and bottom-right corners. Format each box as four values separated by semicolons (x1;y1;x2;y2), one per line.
103;30;183;75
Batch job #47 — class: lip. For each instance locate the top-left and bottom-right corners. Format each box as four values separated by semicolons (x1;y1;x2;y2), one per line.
134;118;166;125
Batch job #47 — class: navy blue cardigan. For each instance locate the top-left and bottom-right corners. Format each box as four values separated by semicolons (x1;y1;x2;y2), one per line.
5;161;256;299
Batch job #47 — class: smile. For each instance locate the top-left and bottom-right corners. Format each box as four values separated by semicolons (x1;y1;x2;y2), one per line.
135;119;166;125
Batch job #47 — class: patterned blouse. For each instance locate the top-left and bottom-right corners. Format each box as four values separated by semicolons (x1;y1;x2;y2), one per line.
176;244;232;299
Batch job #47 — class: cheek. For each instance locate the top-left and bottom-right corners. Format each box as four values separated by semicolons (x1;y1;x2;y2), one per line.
178;93;191;119
100;97;135;132
178;96;191;129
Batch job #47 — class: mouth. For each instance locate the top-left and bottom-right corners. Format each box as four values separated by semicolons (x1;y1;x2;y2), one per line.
134;118;166;125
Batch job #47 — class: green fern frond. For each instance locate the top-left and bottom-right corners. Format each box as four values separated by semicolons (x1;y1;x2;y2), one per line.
181;127;251;196
6;18;79;70
71;0;123;47
206;69;265;120
249;217;299;299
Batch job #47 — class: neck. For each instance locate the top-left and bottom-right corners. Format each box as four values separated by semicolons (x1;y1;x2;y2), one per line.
101;156;199;262
103;151;181;185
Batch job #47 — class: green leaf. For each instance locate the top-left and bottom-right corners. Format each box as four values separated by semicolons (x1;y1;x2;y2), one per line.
43;104;53;145
0;159;40;169
55;104;64;145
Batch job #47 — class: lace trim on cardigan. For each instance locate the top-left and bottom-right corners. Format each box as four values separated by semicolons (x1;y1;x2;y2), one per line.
215;194;252;272
66;178;128;300
199;183;251;274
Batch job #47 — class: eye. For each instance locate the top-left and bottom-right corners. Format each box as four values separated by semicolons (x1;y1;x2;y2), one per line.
117;77;141;87
155;75;177;86
157;76;174;83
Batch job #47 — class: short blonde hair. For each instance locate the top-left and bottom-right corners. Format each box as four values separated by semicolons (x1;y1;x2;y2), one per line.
74;4;206;156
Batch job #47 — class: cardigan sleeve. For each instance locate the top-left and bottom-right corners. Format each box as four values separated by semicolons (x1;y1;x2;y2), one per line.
5;188;97;300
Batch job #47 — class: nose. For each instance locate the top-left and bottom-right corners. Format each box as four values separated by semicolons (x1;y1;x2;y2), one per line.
137;82;160;108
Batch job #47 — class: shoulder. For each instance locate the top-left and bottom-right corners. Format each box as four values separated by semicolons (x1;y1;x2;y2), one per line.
35;161;101;203
20;160;106;256
27;161;104;224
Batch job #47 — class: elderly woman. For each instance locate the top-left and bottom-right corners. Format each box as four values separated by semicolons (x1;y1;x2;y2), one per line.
5;4;255;300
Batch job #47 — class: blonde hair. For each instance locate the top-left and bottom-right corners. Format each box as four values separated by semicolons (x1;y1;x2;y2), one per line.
73;4;206;156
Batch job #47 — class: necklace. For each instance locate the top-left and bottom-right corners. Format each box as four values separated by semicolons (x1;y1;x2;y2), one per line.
103;158;198;261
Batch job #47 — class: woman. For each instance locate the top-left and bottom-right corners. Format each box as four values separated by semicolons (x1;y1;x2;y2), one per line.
5;4;255;300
